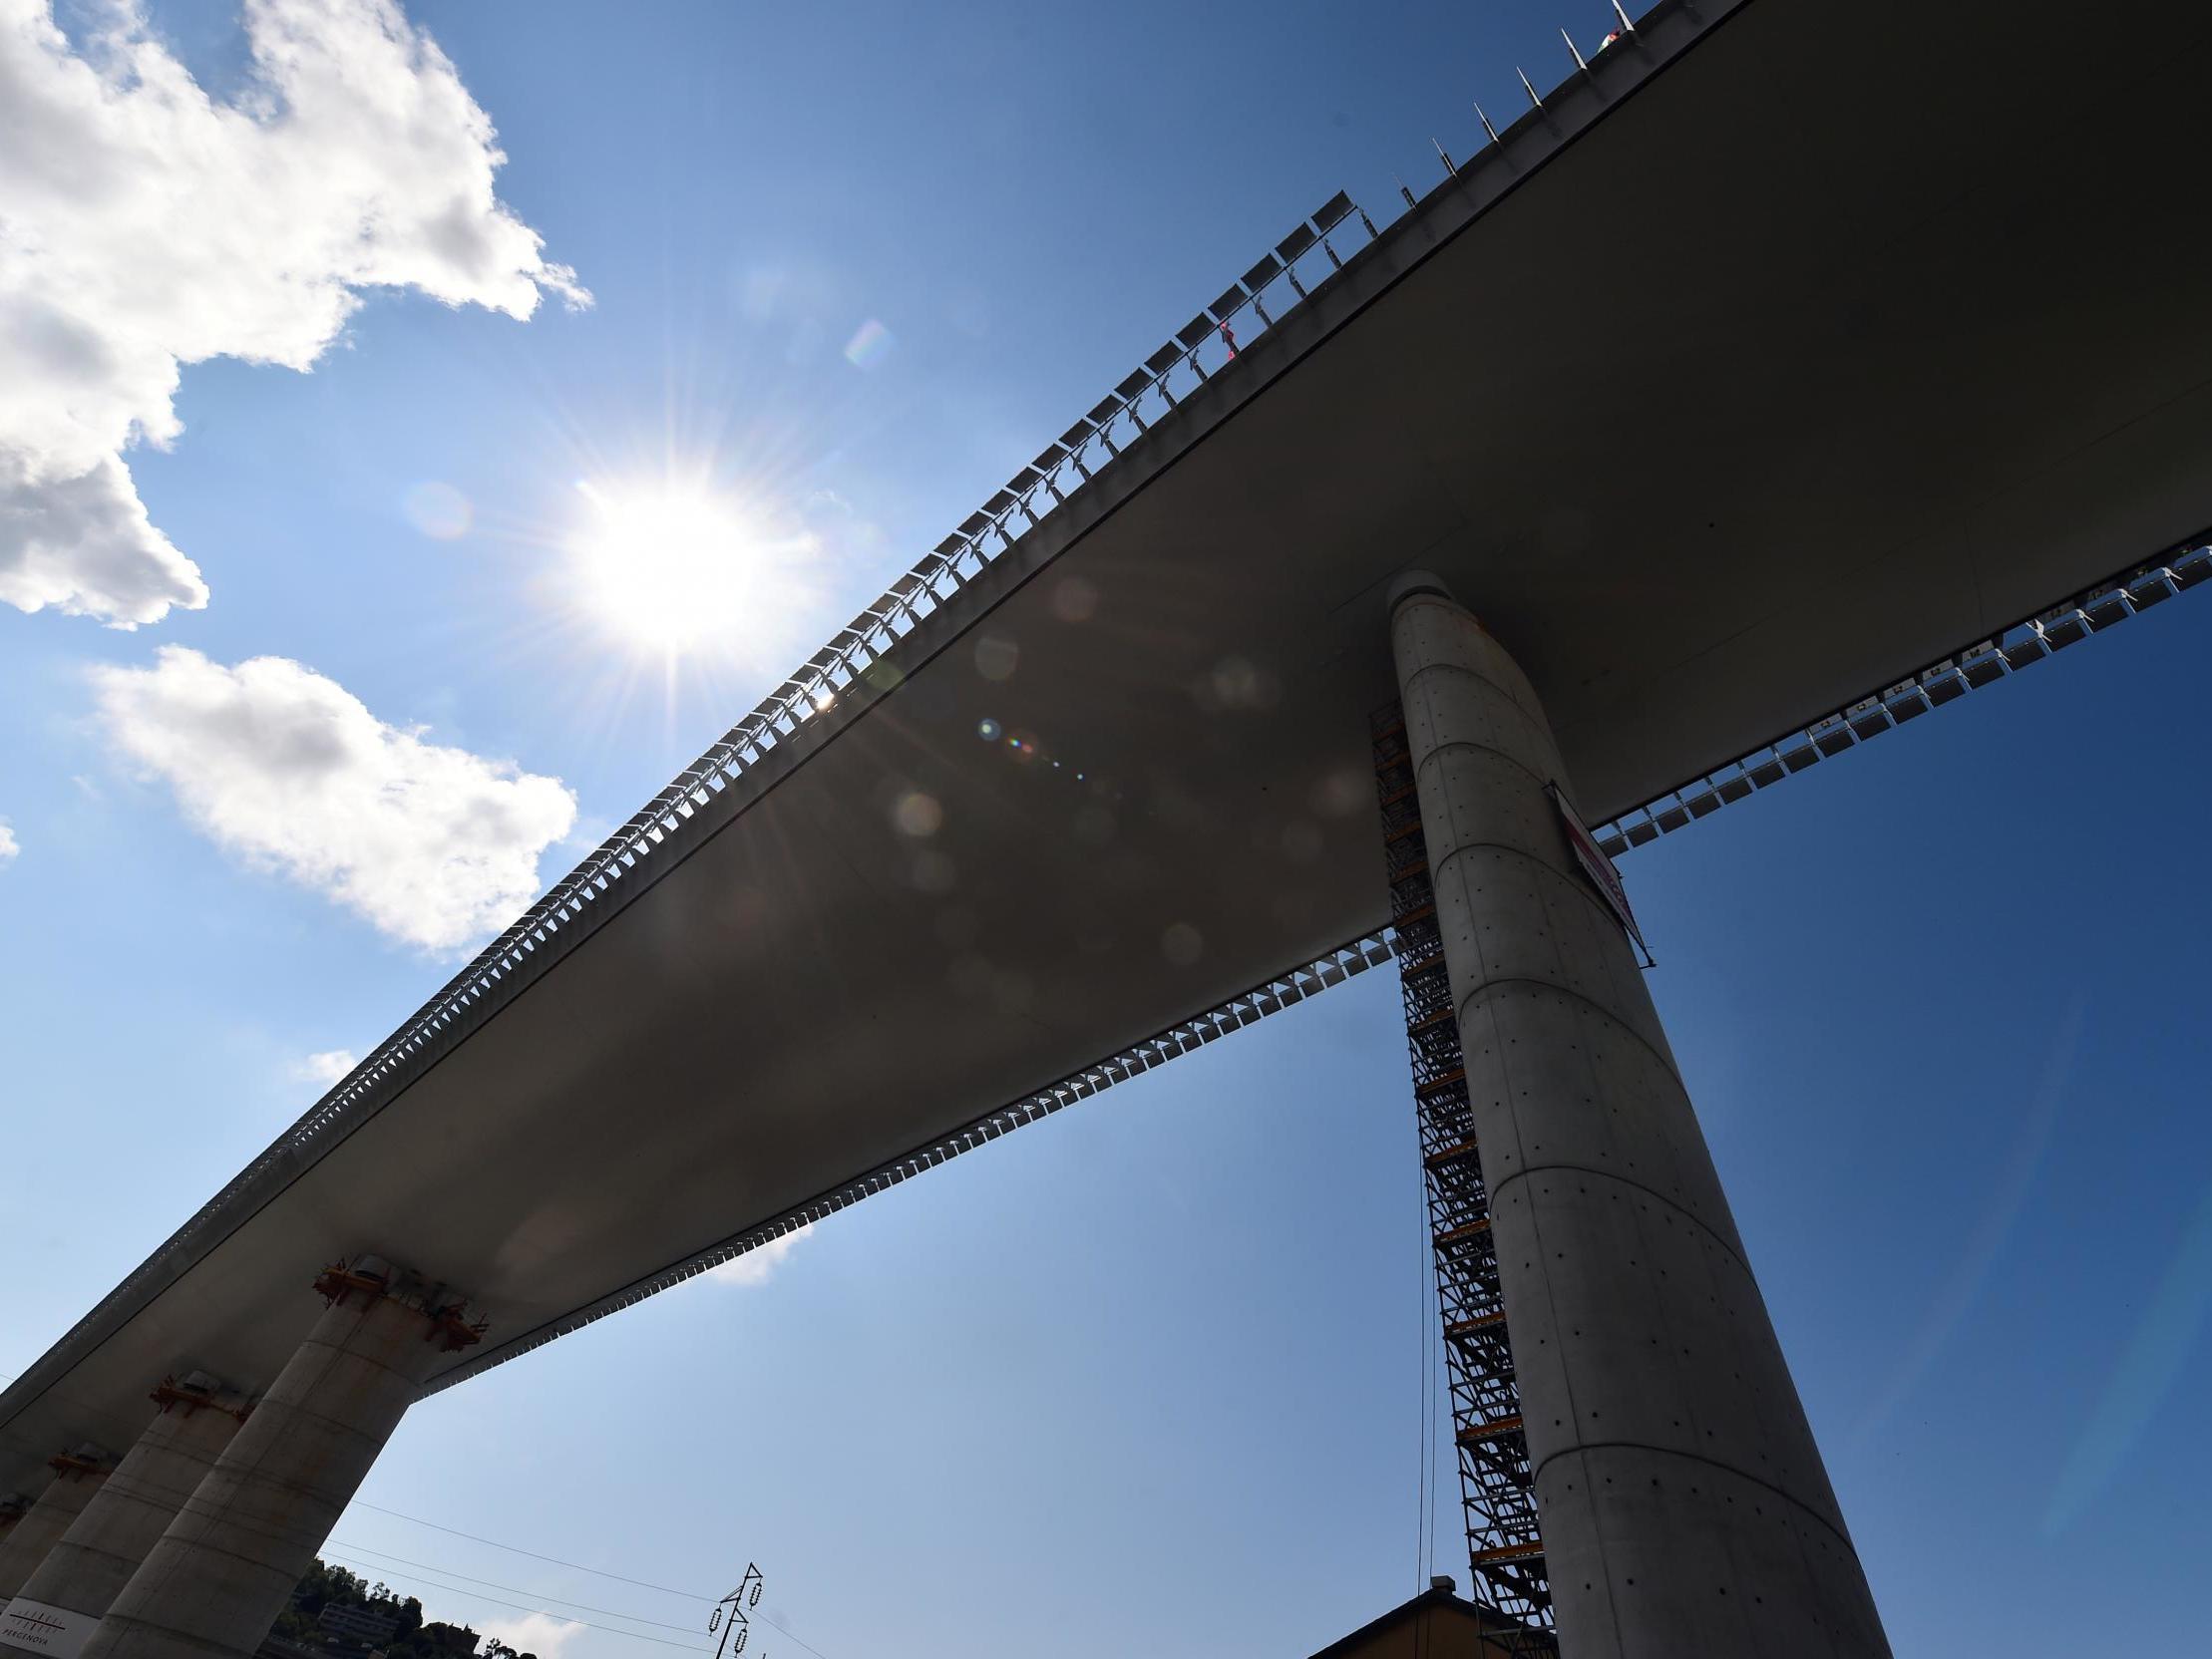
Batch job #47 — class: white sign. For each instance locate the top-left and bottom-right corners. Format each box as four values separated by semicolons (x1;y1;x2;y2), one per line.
1548;784;1648;955
1;1598;101;1659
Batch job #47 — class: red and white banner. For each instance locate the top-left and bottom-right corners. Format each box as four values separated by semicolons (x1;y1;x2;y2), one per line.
1548;784;1648;955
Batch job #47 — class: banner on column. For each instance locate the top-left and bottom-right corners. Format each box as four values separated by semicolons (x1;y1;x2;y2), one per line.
1;1599;101;1659
1547;784;1650;957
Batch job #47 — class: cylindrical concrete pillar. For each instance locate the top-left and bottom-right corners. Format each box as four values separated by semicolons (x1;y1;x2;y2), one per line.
1390;577;1889;1656
0;1378;249;1659
0;1453;113;1604
80;1257;482;1659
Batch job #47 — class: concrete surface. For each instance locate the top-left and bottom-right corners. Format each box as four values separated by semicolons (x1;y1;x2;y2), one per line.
1394;581;1887;1654
79;1267;462;1659
8;0;2212;1494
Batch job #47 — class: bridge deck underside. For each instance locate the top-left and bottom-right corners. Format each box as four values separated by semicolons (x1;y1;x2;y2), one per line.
9;0;2211;1484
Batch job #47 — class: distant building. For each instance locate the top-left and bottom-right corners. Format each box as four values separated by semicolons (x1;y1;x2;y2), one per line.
317;1605;401;1647
1307;1582;1545;1659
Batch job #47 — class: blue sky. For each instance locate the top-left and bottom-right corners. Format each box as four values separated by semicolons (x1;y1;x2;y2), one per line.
3;1;2210;1655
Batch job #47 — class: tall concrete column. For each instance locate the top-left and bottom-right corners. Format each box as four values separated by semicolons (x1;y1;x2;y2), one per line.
0;1453;113;1604
1390;576;1888;1656
80;1257;482;1659
0;1377;249;1659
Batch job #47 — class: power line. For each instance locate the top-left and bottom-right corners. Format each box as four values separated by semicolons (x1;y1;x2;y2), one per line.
341;1503;834;1659
732;1607;829;1659
346;1503;706;1601
317;1552;708;1654
326;1542;700;1633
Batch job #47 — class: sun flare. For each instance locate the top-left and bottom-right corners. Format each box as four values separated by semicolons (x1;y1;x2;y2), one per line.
569;480;782;654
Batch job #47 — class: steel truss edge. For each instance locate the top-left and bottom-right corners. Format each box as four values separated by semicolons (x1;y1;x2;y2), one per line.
421;927;1401;1394
1594;536;2212;857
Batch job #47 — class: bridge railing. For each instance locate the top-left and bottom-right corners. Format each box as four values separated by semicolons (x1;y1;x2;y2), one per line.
1592;538;2212;858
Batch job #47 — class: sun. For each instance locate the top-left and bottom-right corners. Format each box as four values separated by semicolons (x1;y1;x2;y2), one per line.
568;480;776;654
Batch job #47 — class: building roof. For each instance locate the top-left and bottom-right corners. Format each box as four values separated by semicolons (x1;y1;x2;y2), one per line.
1307;1586;1540;1659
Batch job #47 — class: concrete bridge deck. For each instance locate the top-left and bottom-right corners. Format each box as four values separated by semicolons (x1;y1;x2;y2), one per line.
8;0;2211;1492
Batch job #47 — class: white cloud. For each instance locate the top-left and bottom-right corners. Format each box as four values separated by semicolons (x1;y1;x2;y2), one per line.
94;646;575;952
480;1612;582;1659
704;1225;814;1287
0;0;587;626
0;821;17;862
293;1049;358;1087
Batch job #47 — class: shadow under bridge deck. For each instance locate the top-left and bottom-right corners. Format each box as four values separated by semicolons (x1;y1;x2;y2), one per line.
8;0;2212;1485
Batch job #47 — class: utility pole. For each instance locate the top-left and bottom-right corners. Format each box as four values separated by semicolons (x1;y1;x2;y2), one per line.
708;1563;765;1659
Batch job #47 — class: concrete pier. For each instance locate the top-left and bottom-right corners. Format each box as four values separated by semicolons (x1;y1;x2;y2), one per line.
0;1379;248;1659
0;1453;112;1605
79;1259;480;1659
1390;577;1889;1656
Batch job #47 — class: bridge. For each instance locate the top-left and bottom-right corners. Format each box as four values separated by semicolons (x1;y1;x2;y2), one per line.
4;1;2208;1655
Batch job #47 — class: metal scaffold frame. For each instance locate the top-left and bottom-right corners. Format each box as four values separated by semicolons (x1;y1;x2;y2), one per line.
1372;705;1554;1646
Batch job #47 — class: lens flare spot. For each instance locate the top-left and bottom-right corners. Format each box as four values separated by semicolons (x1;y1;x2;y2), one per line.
1202;656;1280;711
404;481;472;539
1051;576;1099;623
894;791;943;837
1311;768;1368;818
843;318;895;369
1162;922;1204;967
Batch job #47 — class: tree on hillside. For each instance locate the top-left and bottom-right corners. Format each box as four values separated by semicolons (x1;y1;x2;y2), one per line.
273;1559;482;1659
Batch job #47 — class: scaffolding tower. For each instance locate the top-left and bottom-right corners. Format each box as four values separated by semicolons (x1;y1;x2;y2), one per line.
1372;704;1555;1644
